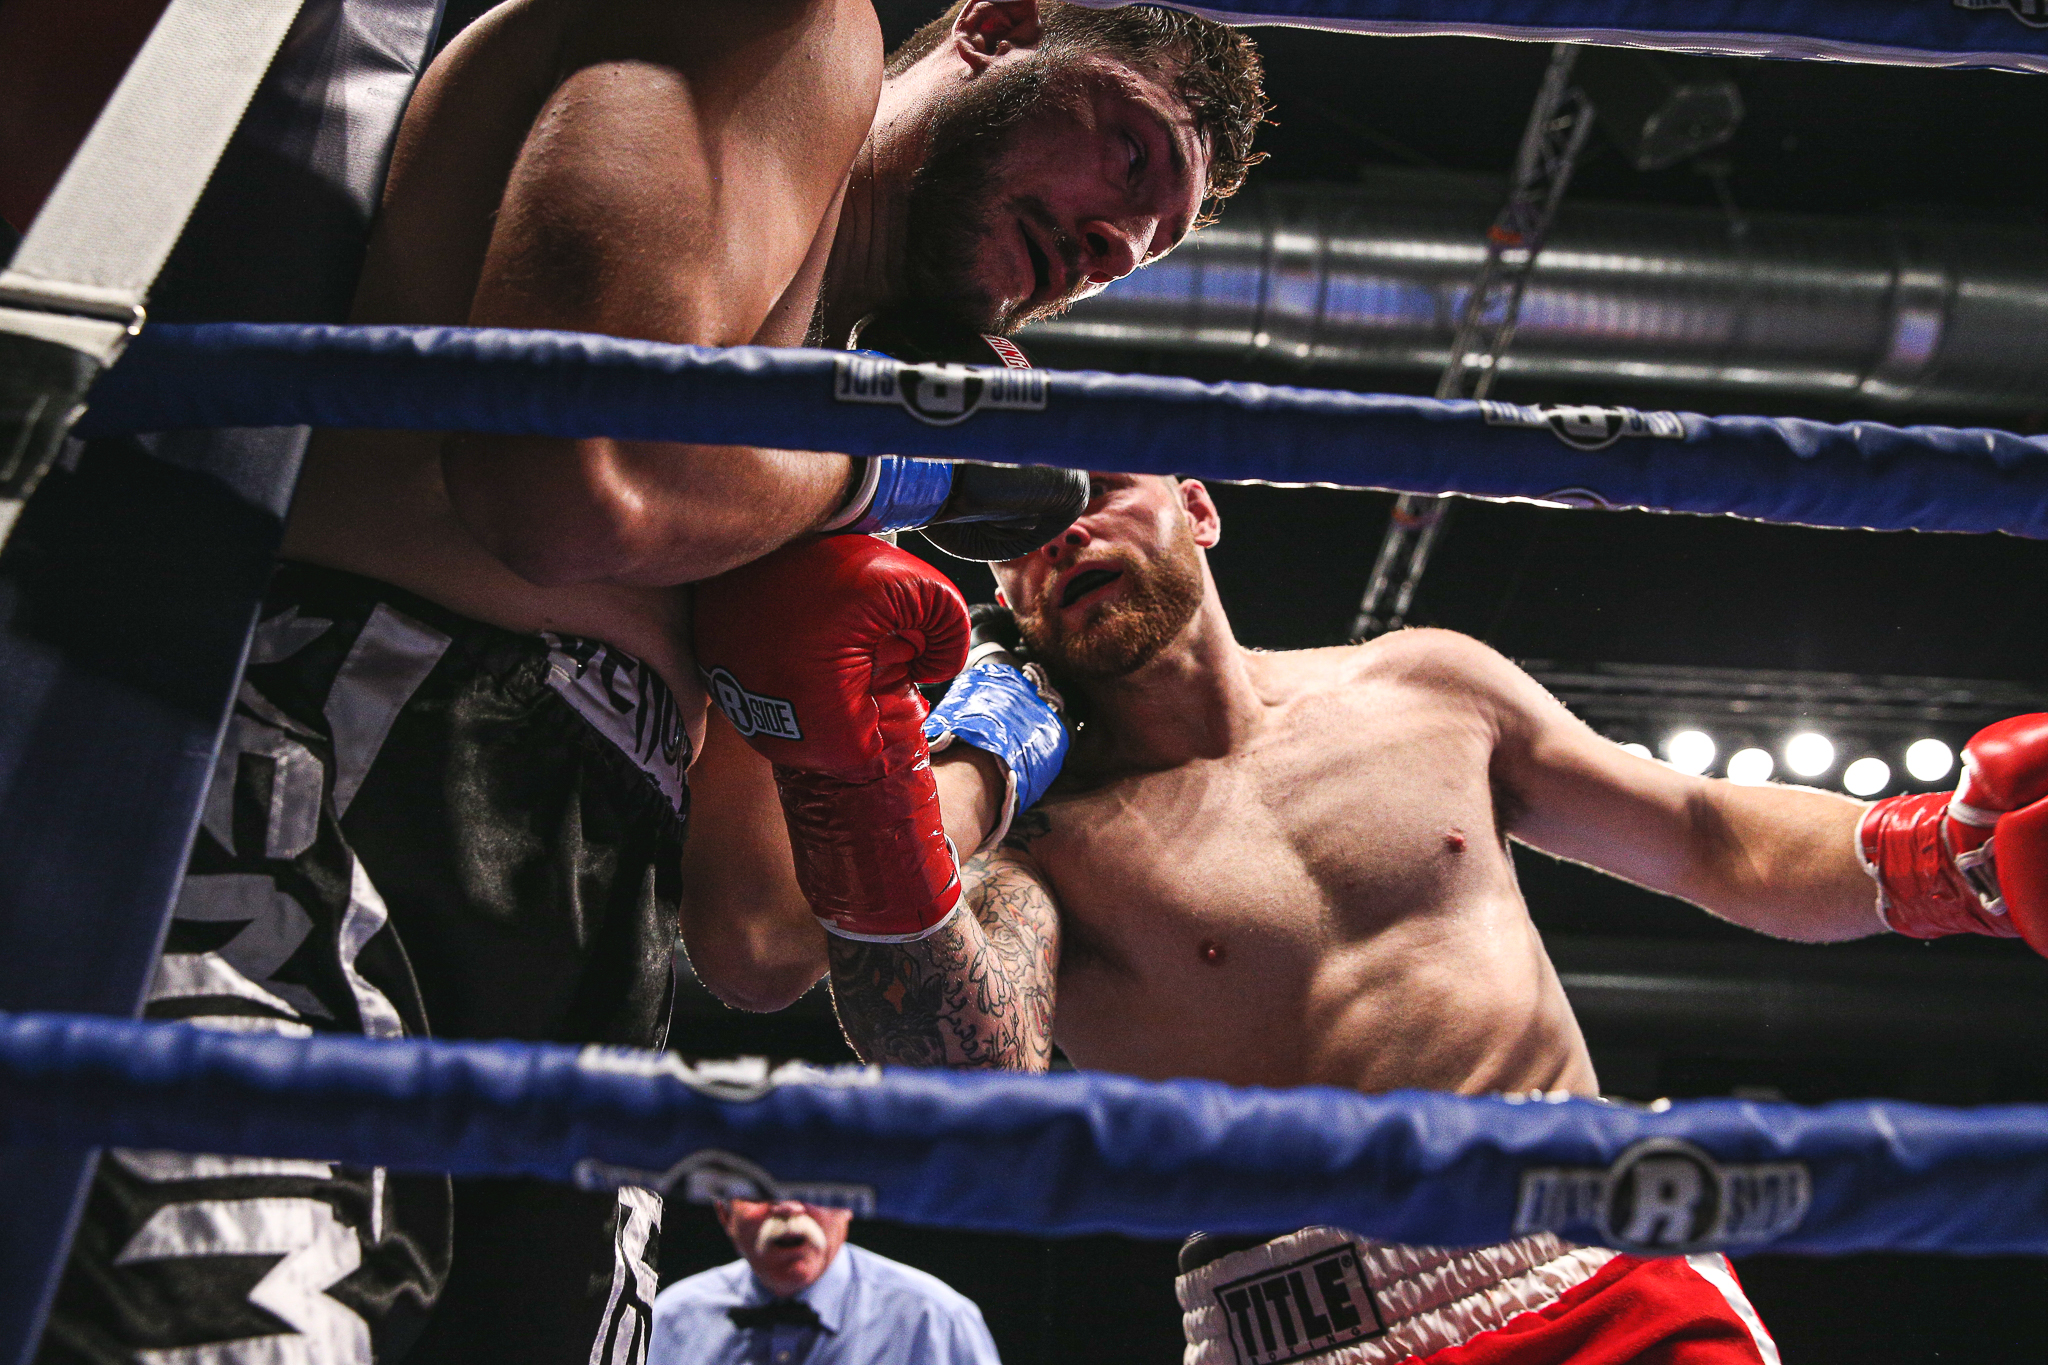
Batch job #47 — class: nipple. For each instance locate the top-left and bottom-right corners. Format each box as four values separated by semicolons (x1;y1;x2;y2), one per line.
1443;829;1467;853
1198;940;1226;966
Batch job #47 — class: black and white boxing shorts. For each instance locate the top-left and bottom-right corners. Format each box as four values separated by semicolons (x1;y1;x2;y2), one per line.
39;564;691;1365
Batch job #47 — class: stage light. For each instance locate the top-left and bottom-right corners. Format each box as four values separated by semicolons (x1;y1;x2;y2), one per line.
1665;730;1715;775
1620;742;1653;760
1784;732;1835;778
1843;756;1891;797
1726;748;1773;785
1905;738;1954;784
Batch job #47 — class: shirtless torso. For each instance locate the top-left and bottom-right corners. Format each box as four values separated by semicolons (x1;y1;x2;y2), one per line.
827;472;1881;1097
1026;641;1591;1096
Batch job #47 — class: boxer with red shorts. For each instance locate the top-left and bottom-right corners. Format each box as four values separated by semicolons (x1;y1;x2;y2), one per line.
696;473;2048;1365
1175;1230;1778;1365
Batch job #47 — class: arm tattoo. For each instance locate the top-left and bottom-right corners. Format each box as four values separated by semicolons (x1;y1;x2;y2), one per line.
1004;808;1052;853
827;847;1061;1071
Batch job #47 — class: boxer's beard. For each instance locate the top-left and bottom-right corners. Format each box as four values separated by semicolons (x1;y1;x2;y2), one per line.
901;54;1090;334
1018;520;1205;680
749;1211;828;1261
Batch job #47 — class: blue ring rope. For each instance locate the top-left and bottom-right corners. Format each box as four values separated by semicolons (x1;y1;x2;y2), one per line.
7;1011;2048;1256
74;322;2048;539
1079;1;2048;74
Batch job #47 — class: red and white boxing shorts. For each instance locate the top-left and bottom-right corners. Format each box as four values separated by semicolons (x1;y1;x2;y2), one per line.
1177;1227;1778;1365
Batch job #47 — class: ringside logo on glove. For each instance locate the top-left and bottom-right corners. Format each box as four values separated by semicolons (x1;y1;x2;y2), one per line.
703;666;803;741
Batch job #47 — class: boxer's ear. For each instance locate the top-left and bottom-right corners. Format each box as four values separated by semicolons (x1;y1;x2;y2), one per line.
954;0;1044;72
1179;478;1222;549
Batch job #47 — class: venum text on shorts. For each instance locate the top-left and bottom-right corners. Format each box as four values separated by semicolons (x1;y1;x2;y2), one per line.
1213;1242;1385;1365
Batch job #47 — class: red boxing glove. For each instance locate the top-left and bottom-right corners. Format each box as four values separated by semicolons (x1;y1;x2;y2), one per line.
1858;713;2048;956
693;536;971;941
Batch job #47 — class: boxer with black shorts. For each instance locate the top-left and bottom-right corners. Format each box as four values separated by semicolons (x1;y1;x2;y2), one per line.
26;2;1268;1361
44;564;686;1364
703;473;2048;1365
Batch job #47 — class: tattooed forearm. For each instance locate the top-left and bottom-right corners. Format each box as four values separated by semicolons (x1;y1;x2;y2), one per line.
827;849;1060;1071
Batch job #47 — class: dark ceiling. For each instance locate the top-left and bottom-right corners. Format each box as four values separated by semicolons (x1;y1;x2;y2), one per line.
1232;25;2048;221
865;4;2048;689
870;8;2048;221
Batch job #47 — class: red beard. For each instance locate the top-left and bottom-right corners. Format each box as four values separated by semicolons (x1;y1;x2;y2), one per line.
1016;523;1204;680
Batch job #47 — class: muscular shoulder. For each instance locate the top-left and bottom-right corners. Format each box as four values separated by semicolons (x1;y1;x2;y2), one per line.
1300;628;1553;739
1356;628;1587;768
370;0;878;322
428;0;879;126
1355;627;1518;688
557;0;881;118
1254;630;1520;705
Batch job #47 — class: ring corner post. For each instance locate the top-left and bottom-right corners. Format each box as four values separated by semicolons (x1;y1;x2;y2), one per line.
0;1148;101;1365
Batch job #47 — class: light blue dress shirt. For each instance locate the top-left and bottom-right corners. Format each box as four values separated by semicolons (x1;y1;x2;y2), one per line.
649;1243;1001;1365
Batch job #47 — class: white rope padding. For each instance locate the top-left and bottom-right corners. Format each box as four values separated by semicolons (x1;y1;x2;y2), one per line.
0;0;307;357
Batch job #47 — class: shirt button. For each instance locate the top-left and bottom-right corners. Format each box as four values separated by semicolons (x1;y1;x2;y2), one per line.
775;1353;790;1364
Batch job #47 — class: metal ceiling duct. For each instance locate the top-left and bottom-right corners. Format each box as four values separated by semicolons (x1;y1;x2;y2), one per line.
1027;171;2048;414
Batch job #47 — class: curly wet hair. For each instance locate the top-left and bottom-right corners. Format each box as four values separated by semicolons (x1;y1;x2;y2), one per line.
887;3;1270;226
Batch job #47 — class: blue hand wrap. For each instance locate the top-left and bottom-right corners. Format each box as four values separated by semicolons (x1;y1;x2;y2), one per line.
824;453;955;536
820;349;957;536
924;660;1068;853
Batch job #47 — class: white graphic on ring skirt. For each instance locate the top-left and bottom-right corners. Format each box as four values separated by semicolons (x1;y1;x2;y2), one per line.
115;1197;371;1365
589;1187;663;1365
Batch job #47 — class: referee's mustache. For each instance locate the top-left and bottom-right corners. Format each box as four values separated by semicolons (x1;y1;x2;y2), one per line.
753;1211;829;1257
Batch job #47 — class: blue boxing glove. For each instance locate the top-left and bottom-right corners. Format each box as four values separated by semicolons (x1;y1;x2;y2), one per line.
923;604;1069;854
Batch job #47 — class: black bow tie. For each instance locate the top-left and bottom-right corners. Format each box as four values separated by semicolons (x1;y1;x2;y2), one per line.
728;1300;821;1331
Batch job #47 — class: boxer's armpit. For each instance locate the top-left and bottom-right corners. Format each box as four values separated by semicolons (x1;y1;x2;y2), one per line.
826;851;1059;1071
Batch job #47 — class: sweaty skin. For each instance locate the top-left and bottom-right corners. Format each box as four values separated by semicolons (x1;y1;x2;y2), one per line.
4;0;1226;1006
281;0;889;738
984;642;1591;1094
280;0;1216;728
826;475;1882;1095
274;3;1216;951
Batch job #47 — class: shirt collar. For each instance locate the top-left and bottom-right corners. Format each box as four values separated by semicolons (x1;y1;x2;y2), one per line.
739;1246;854;1333
791;1244;855;1334
731;1260;775;1307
